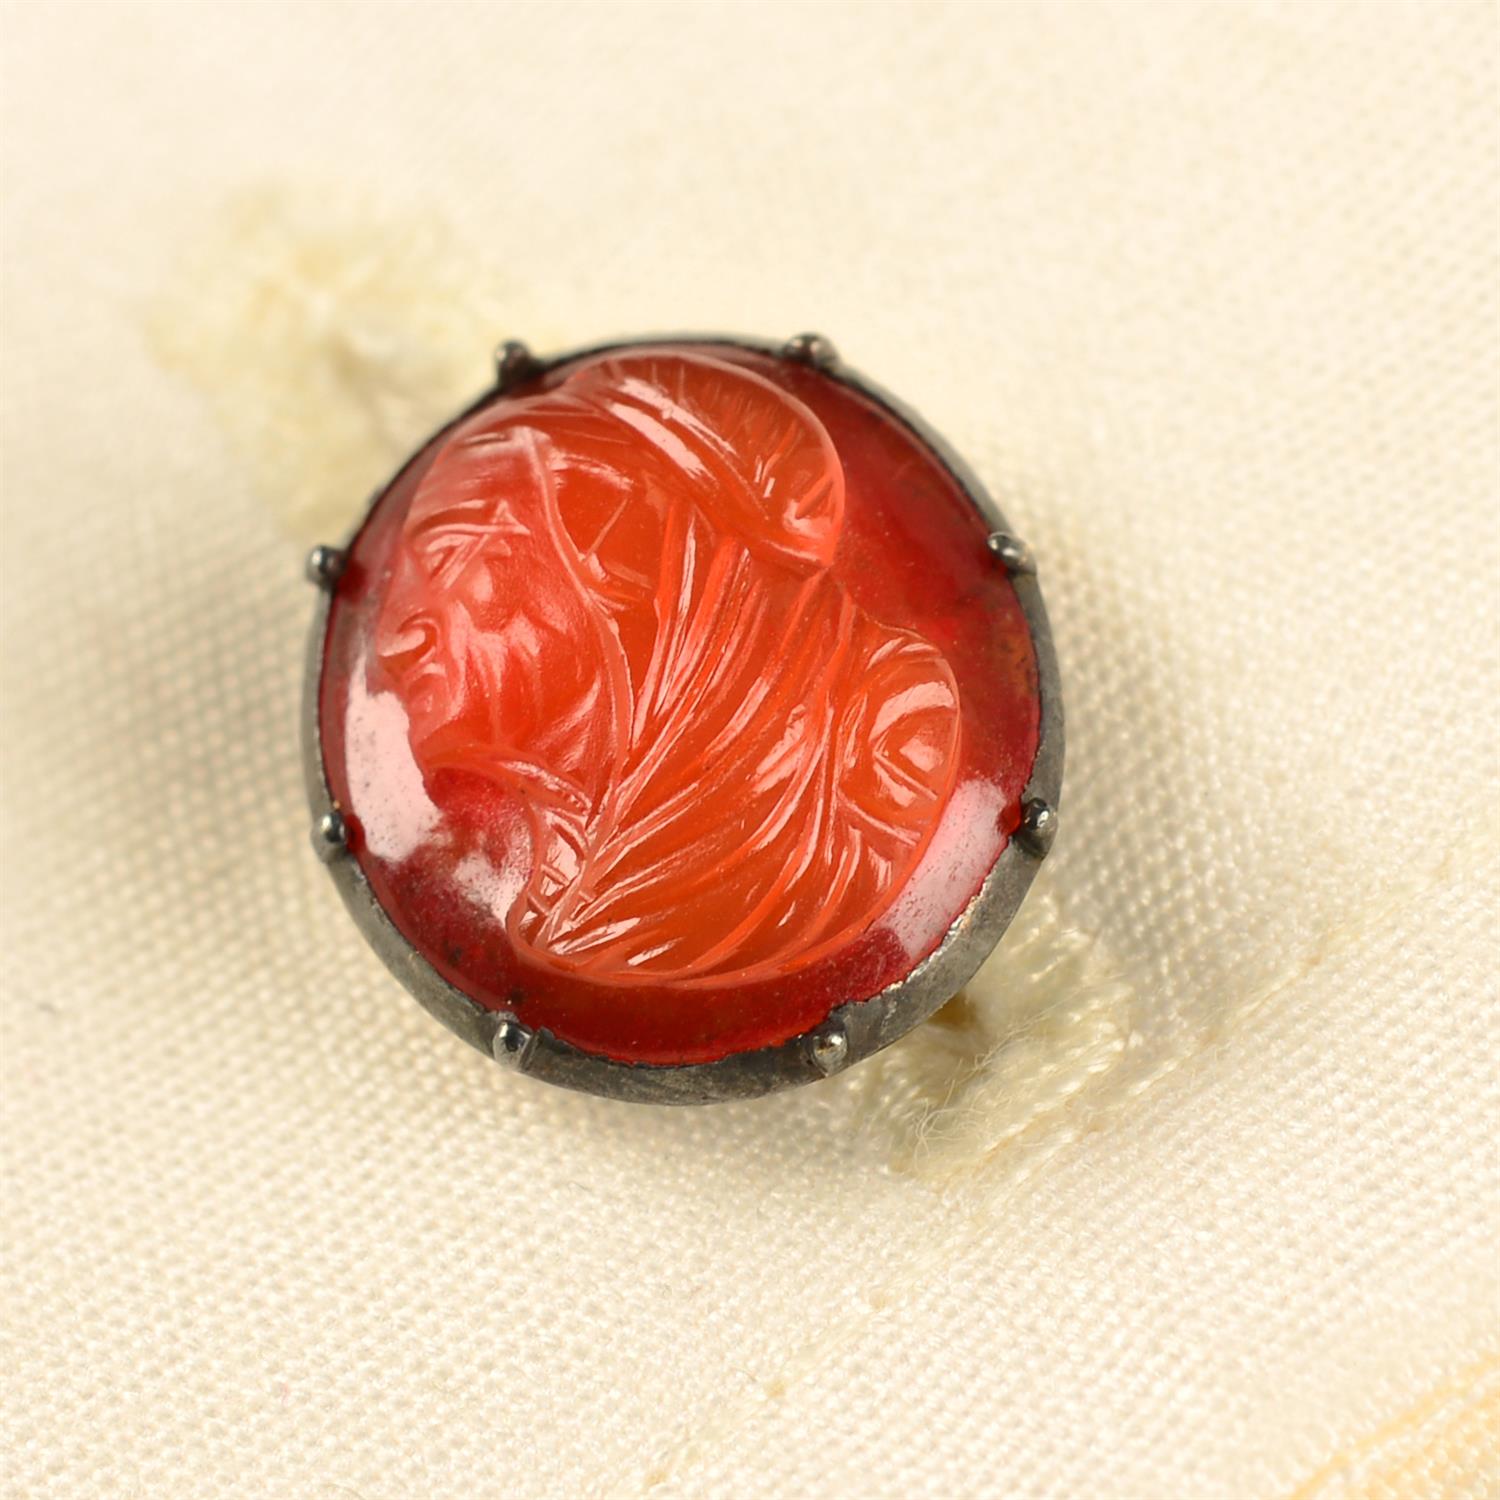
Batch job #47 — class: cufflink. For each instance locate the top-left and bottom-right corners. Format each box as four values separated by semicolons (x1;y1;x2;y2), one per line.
303;333;1062;1102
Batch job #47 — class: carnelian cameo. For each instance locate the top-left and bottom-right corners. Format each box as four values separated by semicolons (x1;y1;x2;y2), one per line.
316;342;1043;1068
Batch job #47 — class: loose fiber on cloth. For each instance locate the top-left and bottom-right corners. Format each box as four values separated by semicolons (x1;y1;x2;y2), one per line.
1;3;1496;1497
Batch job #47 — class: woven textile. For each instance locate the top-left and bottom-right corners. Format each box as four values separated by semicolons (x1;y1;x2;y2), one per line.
2;3;1496;1496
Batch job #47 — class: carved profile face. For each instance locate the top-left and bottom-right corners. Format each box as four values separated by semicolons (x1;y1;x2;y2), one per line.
374;422;620;831
371;351;962;988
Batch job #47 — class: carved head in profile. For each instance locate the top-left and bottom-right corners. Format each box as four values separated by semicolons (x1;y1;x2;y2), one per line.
372;350;961;987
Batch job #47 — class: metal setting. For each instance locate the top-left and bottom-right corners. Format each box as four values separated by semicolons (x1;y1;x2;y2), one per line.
986;531;1036;576
781;331;840;370
303;331;1064;1104
1015;798;1058;858
311;809;349;863
806;1022;851;1077
305;544;346;590
490;1014;536;1068
494;339;542;392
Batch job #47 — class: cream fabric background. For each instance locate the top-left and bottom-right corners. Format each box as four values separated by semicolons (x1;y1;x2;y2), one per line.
2;1;1497;1496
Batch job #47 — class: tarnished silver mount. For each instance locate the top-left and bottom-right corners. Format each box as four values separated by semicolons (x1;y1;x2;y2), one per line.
494;339;542;392
305;545;346;590
302;332;1064;1104
781;331;840;370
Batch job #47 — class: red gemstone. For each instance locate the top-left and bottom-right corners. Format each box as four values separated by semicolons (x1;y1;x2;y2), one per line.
317;345;1040;1065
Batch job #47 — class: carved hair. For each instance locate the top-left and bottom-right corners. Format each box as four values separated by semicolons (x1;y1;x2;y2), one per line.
375;352;961;988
